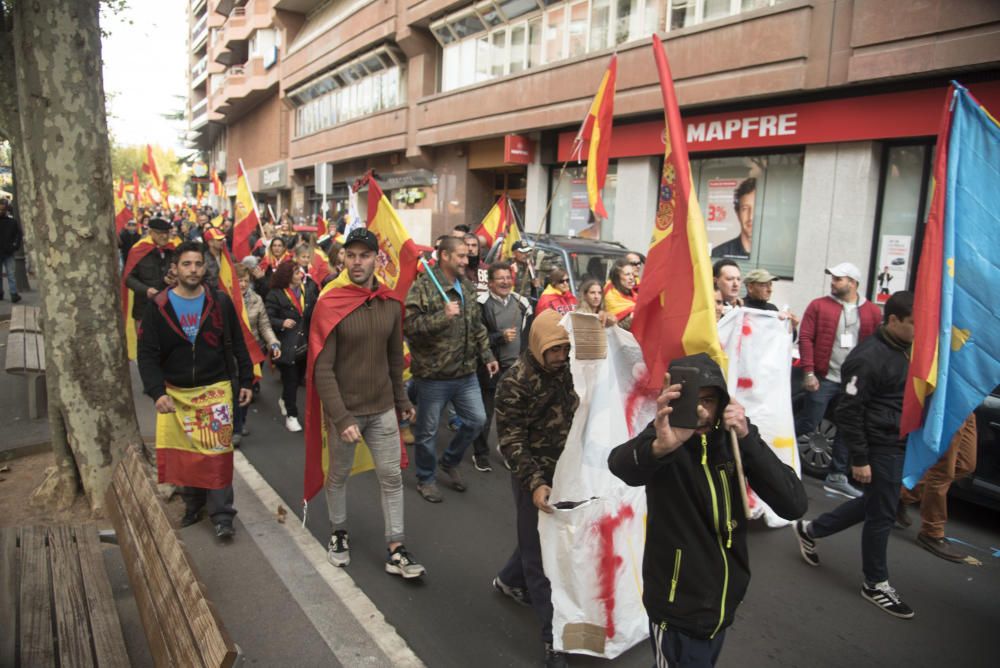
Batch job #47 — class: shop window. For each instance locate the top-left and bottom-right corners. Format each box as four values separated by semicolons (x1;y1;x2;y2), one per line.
668;0;787;30
691;151;803;277
548;163;618;240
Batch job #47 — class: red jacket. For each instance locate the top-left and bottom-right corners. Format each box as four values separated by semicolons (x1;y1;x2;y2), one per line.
798;296;881;378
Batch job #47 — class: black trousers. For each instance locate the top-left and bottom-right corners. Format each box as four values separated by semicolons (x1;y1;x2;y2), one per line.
180;485;236;525
472;364;509;458
648;620;726;667
278;359;305;417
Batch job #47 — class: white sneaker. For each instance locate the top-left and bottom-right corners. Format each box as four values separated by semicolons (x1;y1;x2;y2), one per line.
327;530;350;567
285;416;302;432
278;398;287;416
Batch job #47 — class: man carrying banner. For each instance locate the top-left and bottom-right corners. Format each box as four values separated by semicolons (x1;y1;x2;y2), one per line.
137;241;254;540
493;309;577;668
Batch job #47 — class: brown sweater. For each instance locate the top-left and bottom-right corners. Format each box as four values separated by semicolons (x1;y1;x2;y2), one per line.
313;297;411;434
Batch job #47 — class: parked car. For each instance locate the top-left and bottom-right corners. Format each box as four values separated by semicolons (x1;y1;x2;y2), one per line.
484;233;632;293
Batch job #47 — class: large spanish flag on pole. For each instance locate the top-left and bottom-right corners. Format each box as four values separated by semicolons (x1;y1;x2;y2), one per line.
232;159;261;261
357;172;422;302
631;37;726;386
142;144;162;189
901;83;1000;487
473;195;509;249
572;54;617;220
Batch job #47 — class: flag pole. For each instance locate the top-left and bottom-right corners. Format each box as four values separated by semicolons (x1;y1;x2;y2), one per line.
728;429;752;519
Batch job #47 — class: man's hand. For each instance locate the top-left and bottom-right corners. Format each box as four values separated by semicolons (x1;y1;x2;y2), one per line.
533;485;554;514
503;327;517;343
851;464;871;484
444;301;461;319
146;287;158;299
722;400;750;439
270;344;282;360
154;395;175;413
340;424;362;443
238;388;253;407
486;360;500;377
649;373;698;457
399;406;416;422
803;374;820;392
282;318;296;330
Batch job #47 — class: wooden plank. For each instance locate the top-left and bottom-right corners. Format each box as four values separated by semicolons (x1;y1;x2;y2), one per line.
0;528;18;667
48;526;96;668
3;332;44;374
111;463;206;668
31;332;46;373
9;305;26;331
74;528;130;668
9;305;41;333
18;526;55;667
5;331;26;374
123;450;237;668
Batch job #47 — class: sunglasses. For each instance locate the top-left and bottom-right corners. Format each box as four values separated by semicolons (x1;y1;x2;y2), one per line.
629;261;643;267
557;278;569;284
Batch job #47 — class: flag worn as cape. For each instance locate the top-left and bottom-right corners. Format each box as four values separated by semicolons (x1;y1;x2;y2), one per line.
208;229;267;375
232;159;261;260
358;173;422;302
901;84;1000;488
631;37;726;387
121;236;176;360
604;282;637;320
473;195;509;249
309;247;331;285
572;54;617;220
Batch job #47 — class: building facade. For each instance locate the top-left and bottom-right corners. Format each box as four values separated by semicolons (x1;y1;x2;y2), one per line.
187;0;1000;313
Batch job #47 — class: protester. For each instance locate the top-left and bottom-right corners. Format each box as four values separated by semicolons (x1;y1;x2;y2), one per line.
609;353;806;667
625;251;645;281
257;236;291;297
493;309;578;668
897;413;977;562
118;218;141;268
136;241;254;540
604;258;637;329
798;262;882;498
473;261;532;473
713;288;725;321
310;228;425;579
203;227;226;287
463;233;489;296
278;213;301;249
323;241;345;283
712;259;743;311
234;262;281;443
265;261;315;432
511;240;542;300
125;216;175;319
743;267;800;330
535;268;577;315
404;236;498;502
575;277;616;327
0;199;21;303
794;291;916;619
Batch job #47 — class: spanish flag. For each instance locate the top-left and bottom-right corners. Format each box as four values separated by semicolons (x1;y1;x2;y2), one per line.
473;195;509;249
500;215;523;261
211;168;224;197
113;178;131;234
358;173;422;302
572;54;617;220
316;213;328;239
232;159;261;261
205;228;266;378
142;144;162;190
121;236;176;360
309;247;332;285
632;37;726;387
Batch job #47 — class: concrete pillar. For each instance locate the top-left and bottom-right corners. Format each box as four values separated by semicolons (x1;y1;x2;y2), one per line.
612;156;659;252
524;135;549;236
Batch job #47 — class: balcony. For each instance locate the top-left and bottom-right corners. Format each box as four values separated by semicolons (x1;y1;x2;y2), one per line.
192;55;209;87
191;13;209;51
214;56;279;118
191;0;207;14
190;97;210;129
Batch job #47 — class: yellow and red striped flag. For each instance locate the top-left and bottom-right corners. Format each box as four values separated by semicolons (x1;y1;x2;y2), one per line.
207;228;266;380
359;173;422;302
632;37;726;388
572;54;617;220
473;195;509;249
211;168;224;196
113;178;131;233
232;159;261;260
142;144;163;190
500;212;523;262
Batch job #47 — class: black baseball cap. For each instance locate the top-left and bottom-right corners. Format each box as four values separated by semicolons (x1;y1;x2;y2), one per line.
344;228;379;252
148;217;171;231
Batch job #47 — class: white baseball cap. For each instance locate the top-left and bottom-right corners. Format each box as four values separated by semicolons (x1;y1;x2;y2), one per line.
825;262;862;283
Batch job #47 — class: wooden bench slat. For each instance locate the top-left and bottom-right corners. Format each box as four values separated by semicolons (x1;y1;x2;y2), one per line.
19;527;55;667
4;331;45;374
48;527;96;668
123;451;236;668
9;305;42;333
74;528;130;668
0;528;17;667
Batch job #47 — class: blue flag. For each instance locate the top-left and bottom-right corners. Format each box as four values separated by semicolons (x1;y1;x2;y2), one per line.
903;85;1000;488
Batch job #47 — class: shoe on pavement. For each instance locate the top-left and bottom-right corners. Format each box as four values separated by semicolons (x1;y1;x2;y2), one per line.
493;576;532;607
180;509;203;528
11;294;21;303
438;464;467;492
285;416;303;432
385;545;426;579
544;643;569;668
232;433;242;448
241;425;251;436
215;522;236;540
824;472;863;499
417;481;443;503
278;398;287;417
794;520;819;566
327;530;350;567
895;501;912;529
861;581;914;619
916;533;966;563
400;425;415;445
473;455;493;473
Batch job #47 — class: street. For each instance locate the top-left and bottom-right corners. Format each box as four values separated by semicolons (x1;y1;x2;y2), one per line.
235;370;1000;668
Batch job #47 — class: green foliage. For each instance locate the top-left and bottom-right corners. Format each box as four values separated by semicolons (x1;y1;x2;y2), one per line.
109;142;186;195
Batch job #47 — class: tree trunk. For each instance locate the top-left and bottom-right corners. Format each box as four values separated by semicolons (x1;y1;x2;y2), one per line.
3;0;143;515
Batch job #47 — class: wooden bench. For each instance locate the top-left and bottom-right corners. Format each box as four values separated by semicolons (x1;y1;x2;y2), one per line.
4;305;46;419
1;447;239;667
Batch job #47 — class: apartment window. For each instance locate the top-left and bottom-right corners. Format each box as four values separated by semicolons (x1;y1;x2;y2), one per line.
668;0;786;30
290;47;405;137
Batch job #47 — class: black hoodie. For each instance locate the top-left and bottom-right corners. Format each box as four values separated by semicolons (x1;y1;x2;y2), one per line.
608;353;807;640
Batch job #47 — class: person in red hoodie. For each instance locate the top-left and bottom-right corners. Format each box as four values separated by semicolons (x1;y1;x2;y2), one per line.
534;268;577;315
797;262;881;498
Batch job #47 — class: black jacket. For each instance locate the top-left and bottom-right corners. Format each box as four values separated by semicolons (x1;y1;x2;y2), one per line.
125;245;173;319
0;213;22;257
137;288;253;400
835;326;910;466
608;353;807;640
264;281;317;366
118;228;141;261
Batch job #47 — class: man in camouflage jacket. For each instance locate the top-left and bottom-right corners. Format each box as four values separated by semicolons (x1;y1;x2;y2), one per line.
493;309;578;667
405;236;498;503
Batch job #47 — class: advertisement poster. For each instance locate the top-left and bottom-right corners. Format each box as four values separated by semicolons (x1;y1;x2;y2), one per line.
874;234;912;303
568;175;593;236
708;176;756;260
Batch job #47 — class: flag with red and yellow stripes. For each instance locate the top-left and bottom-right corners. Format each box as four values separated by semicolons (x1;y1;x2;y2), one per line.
232;159;261;261
572;54;617;220
473;195;509;249
359;173;422;302
205;228;266;379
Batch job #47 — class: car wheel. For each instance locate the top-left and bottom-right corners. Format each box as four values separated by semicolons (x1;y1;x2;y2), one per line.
798;418;836;478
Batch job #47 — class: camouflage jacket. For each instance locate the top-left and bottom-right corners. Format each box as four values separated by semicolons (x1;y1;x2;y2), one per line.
404;265;495;379
495;352;579;492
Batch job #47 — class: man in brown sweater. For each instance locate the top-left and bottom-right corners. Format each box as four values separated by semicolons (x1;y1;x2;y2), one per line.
312;228;424;579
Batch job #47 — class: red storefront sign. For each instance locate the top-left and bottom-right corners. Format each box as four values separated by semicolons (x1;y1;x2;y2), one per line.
504;134;535;164
557;82;1000;161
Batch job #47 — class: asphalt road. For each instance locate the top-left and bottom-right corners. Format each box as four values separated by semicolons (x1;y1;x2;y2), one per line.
239;369;1000;668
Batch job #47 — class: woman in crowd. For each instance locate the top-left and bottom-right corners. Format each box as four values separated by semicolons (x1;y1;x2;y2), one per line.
575;277;617;327
233;263;282;443
265;261;315;432
535;267;578;315
278;213;301;250
604;258;638;330
256;236;291;296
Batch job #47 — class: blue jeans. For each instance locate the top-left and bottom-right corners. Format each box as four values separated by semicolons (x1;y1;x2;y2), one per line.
0;255;17;298
809;449;905;584
412;374;486;483
799;376;849;475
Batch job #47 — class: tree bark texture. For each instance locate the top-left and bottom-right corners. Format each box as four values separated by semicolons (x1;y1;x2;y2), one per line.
4;0;143;514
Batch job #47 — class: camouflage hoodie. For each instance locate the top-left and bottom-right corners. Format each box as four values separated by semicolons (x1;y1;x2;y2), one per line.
495;310;579;492
404;264;495;379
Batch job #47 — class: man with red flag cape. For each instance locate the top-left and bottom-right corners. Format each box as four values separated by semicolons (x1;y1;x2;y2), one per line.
304;228;425;579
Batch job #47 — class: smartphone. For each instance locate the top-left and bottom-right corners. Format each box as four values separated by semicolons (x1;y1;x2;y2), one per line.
668;366;702;429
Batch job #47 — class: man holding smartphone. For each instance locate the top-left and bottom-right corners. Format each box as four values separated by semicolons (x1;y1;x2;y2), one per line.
608;353;807;666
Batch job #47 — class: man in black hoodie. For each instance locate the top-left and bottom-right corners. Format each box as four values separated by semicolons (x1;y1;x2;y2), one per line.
609;353;806;667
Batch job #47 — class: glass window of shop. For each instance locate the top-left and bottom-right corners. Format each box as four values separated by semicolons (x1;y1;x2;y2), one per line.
548;163;618;240
691;151;803;277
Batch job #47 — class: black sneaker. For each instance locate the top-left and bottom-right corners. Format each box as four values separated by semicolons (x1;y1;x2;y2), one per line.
493;576;532;606
385;545;426;579
473;455;493;473
861;581;914;619
215;522;235;540
438;464;467;492
11;294;21;303
180;509;203;527
894;501;912;529
327;530;350;567
544;643;568;668
794;520;819;566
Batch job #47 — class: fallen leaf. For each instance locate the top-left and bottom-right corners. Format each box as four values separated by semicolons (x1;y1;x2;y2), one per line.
0;465;10;473
963;555;982;567
276;504;287;524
